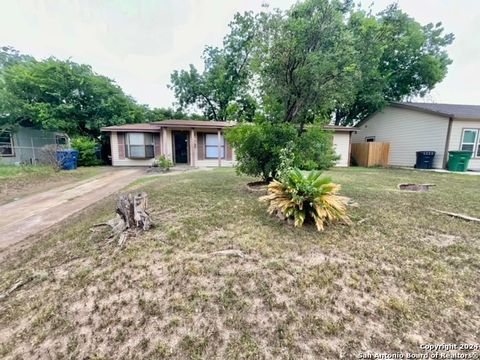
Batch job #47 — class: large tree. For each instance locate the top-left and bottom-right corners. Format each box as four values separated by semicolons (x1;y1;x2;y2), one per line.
0;56;145;136
169;12;257;121
334;4;454;125
255;0;358;129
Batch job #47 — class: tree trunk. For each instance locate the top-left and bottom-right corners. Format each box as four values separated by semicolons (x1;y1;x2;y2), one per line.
92;192;152;246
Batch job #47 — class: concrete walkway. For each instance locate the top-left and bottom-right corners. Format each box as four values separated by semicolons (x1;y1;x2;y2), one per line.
0;168;144;250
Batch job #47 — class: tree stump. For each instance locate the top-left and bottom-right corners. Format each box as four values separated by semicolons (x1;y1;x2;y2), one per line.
93;192;152;246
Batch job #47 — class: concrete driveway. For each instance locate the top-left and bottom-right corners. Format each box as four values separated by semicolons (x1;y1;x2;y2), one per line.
0;168;144;250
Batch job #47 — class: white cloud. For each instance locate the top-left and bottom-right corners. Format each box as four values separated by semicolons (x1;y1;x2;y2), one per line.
0;0;477;108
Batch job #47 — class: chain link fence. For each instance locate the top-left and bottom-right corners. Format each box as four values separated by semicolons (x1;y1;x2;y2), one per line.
0;134;69;165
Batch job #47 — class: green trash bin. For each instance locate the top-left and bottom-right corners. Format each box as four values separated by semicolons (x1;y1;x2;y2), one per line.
447;151;473;172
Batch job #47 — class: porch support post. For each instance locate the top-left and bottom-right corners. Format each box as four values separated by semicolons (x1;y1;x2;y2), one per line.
217;129;221;167
190;128;195;167
162;128;167;157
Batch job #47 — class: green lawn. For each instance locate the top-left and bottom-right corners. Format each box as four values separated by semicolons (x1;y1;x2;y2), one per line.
0;165;104;204
0;167;479;359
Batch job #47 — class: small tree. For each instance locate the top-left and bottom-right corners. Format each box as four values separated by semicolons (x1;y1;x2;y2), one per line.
225;122;337;181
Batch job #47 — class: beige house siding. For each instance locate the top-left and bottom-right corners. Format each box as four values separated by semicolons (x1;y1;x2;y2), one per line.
448;118;480;170
110;129;235;167
332;132;351;167
110;132;155;167
352;107;449;168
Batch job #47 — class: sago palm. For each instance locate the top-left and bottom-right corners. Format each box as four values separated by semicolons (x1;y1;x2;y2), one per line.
260;168;351;231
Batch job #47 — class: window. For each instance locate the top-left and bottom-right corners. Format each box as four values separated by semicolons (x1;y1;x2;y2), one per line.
365;136;375;142
205;133;225;159
0;132;13;156
125;133;154;159
56;135;68;146
460;129;480;157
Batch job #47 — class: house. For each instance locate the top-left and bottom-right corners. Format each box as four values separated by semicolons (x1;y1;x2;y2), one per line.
101;120;355;167
0;126;69;165
352;102;480;171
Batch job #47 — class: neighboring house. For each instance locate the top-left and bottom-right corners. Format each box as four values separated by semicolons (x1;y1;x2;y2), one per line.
0;126;69;165
352;102;480;171
101;120;355;168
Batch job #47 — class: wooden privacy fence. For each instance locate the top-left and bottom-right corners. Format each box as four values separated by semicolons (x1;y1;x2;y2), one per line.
351;142;390;167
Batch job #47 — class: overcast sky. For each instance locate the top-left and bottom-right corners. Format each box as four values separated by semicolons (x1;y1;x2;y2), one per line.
1;0;479;109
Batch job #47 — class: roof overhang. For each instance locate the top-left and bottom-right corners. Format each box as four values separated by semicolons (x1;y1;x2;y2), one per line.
101;121;356;133
390;102;452;118
324;125;356;132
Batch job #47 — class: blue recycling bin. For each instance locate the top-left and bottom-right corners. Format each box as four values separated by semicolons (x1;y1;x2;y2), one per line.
56;150;79;170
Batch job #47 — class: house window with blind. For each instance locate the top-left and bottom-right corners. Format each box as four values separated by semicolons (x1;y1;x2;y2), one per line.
125;133;154;159
205;133;225;159
460;129;479;157
0;132;14;156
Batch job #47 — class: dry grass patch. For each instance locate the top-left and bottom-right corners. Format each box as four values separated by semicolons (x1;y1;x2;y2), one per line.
0;167;479;359
0;165;103;204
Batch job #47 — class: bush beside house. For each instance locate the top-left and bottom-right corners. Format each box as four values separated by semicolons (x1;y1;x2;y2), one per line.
225;122;338;181
71;137;102;167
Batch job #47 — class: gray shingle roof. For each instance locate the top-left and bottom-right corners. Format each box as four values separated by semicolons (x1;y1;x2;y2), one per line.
393;102;480;119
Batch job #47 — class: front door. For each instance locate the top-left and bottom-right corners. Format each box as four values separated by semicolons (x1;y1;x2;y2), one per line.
173;131;189;164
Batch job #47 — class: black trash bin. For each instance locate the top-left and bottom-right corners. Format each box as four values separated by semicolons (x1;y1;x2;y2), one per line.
415;151;436;169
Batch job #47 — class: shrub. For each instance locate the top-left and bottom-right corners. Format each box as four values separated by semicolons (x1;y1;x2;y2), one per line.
225;122;338;181
71;137;102;166
260;168;351;231
39;144;63;172
225;122;297;181
293;126;339;170
153;155;173;170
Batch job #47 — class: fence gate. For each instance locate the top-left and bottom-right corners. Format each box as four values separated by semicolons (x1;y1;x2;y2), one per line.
351;142;390;167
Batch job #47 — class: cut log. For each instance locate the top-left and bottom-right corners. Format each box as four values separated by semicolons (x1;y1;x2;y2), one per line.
429;208;480;223
91;192;153;246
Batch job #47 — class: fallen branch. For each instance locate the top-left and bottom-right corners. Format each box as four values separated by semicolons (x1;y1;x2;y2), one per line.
210;249;249;259
0;276;34;300
429;208;480;223
357;217;369;225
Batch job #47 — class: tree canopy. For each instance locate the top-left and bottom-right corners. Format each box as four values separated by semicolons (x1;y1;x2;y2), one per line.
334;4;454;125
169;12;258;121
171;0;453;125
0;48;204;137
0;57;145;137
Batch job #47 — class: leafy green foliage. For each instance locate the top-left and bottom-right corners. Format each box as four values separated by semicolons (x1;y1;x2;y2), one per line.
71;137;102;166
0;46;34;69
225;122;337;181
170;12;257;121
256;0;358;126
334;4;454;124
293;126;339;170
153;155;173;170
171;1;453;126
225;122;297;181
260;168;351;231
0;57;145;136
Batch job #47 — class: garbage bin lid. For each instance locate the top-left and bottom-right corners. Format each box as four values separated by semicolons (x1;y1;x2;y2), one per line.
449;150;473;154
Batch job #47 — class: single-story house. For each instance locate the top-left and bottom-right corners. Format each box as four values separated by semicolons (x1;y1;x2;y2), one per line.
0;126;69;165
352;102;480;171
101;120;355;167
